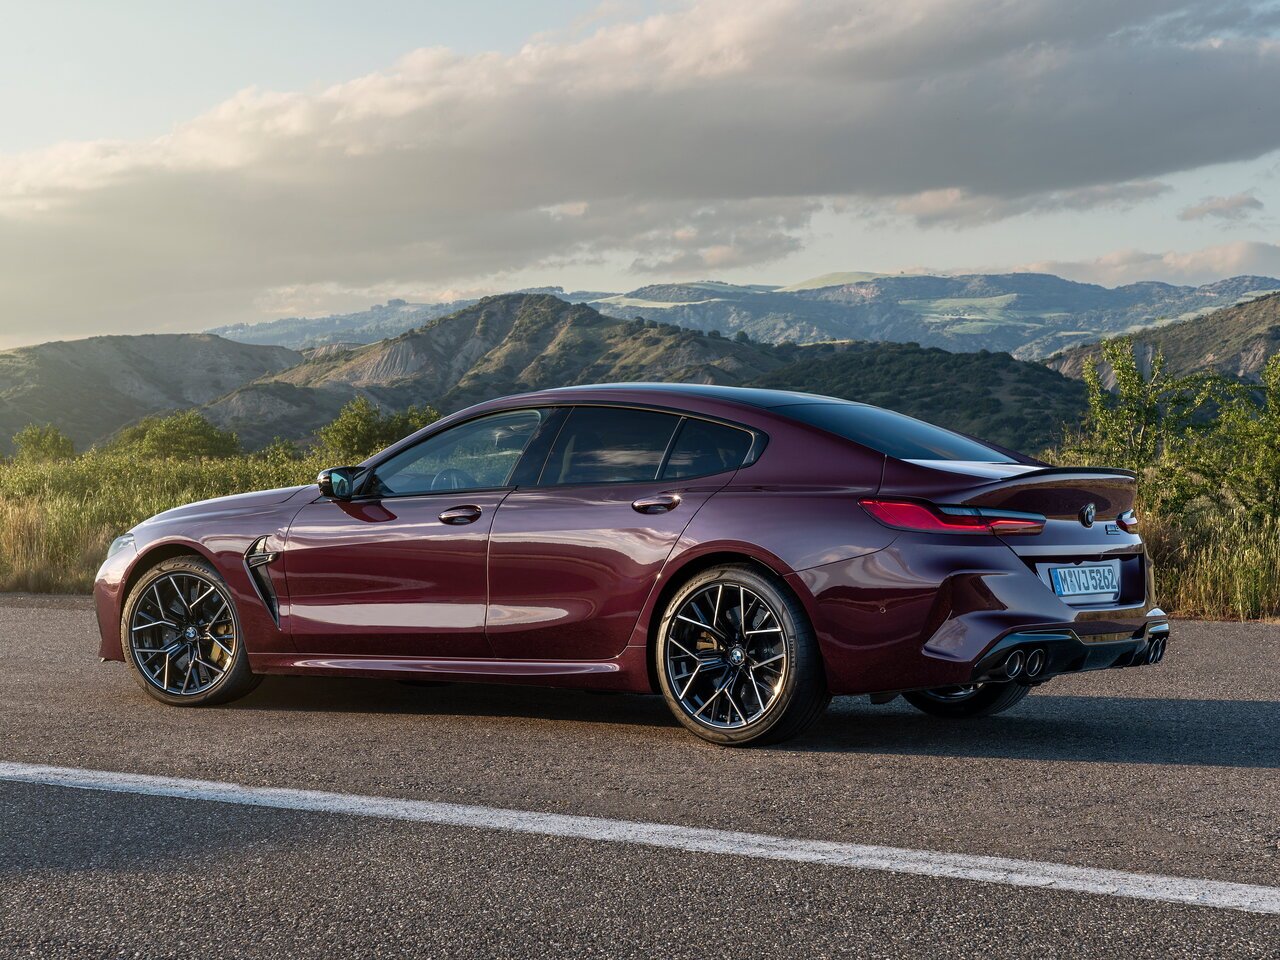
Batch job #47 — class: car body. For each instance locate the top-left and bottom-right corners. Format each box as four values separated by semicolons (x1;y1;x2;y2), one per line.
95;383;1168;744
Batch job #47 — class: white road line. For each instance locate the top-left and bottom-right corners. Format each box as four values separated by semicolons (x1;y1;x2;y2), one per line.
2;761;1278;916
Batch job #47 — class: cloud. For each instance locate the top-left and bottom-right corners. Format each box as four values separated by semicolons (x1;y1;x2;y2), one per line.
1177;192;1265;221
2;0;1280;341
1016;240;1280;286
891;181;1172;228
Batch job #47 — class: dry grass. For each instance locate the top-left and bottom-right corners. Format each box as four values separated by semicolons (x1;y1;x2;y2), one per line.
0;452;321;593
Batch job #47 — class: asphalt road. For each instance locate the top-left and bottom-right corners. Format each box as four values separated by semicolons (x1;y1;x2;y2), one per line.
1;594;1277;958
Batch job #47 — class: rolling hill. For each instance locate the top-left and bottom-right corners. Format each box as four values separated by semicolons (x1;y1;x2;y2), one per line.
1045;292;1280;384
0;335;301;453
201;294;1086;453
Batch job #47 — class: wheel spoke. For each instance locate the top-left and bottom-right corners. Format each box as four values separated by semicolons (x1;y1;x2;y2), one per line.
677;662;703;700
675;613;724;639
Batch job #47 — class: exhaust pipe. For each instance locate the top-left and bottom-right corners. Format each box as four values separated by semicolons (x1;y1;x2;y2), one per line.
1024;648;1047;679
1003;649;1025;680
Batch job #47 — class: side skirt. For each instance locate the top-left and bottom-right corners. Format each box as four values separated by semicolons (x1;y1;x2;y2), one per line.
248;645;653;693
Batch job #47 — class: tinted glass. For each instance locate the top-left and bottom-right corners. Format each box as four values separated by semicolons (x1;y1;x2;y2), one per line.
541;407;679;485
373;409;543;496
661;419;754;480
780;403;1015;462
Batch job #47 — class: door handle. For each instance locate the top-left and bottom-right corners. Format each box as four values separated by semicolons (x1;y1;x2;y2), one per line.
632;493;681;515
439;505;483;525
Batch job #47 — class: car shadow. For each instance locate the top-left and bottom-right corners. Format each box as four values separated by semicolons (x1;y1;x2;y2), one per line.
233;674;678;728
797;694;1280;770
233;677;1280;770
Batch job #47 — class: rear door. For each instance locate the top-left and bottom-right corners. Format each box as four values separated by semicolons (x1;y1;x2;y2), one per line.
486;406;756;661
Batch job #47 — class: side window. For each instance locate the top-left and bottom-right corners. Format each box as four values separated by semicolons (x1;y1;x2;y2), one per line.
372;409;543;496
541;407;679;485
661;419;754;480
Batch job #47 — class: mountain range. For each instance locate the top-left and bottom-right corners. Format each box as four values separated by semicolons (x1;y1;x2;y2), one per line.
199;295;1088;451
209;273;1280;359
0;296;1088;455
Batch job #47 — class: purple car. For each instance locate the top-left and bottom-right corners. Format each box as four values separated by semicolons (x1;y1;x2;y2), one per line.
94;384;1168;745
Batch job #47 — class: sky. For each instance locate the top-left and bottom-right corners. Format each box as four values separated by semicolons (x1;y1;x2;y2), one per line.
2;0;1280;347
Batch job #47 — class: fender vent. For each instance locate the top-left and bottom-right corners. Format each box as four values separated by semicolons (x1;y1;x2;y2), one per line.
245;536;280;625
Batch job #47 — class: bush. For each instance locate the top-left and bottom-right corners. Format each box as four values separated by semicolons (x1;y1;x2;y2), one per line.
12;424;74;461
109;411;241;459
314;397;439;463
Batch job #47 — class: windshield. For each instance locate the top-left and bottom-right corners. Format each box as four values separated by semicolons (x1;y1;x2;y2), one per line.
778;403;1016;463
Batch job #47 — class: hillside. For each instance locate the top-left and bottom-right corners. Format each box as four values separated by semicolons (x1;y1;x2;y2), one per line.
754;343;1086;454
0;335;301;453
1045;292;1280;383
203;294;1086;452
207;288;614;350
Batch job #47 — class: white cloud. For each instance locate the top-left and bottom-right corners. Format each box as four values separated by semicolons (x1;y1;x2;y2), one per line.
1177;192;1265;221
2;0;1280;341
1016;241;1280;286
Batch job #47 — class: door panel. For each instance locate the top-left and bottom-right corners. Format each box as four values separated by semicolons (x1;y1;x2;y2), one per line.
486;479;728;660
284;493;507;657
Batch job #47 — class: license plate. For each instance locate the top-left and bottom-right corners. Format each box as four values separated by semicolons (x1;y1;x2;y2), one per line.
1049;561;1120;600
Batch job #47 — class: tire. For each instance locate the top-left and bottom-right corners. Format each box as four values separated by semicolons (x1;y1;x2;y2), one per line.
120;555;262;707
655;563;830;746
902;682;1030;718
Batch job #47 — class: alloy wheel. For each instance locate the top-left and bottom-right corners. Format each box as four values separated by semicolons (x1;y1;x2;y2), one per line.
129;572;237;697
664;581;789;730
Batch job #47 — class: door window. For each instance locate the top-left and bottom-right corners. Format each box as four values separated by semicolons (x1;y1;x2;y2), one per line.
372;409;543;496
661;418;754;480
540;407;680;485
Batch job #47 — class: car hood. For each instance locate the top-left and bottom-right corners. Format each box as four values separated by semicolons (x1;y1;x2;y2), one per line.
136;485;312;529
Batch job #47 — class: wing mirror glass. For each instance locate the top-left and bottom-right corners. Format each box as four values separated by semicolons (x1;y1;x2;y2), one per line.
317;466;360;501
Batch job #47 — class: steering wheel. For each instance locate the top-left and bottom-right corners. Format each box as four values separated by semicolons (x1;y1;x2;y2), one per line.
431;467;478;491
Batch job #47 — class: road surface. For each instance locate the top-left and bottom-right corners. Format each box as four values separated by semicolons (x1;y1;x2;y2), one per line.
1;594;1277;957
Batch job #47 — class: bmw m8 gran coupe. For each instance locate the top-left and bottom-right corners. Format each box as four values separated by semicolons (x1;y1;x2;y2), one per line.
95;384;1169;745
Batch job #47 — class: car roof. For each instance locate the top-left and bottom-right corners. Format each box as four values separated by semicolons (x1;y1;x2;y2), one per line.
503;382;860;410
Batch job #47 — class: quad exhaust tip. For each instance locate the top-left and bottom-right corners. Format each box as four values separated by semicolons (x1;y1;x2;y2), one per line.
1024;648;1047;679
1003;650;1025;680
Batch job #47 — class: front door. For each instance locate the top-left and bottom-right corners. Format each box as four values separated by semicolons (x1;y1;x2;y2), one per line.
486;406;755;661
284;408;547;657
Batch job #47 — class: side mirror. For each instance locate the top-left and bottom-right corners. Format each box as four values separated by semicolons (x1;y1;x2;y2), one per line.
317;466;359;501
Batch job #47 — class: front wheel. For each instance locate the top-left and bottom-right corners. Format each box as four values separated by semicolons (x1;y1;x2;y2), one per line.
902;682;1030;718
655;564;829;746
121;556;261;706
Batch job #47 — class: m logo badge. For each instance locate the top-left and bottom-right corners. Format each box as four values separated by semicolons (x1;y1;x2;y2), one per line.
1080;503;1097;527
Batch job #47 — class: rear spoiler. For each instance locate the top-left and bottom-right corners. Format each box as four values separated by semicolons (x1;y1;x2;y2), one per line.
1012;466;1137;481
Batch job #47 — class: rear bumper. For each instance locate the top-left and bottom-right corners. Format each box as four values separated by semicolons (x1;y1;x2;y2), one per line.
968;615;1170;685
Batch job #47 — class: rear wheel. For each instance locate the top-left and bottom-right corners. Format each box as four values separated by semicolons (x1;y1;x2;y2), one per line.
903;682;1030;718
655;564;829;746
121;556;261;706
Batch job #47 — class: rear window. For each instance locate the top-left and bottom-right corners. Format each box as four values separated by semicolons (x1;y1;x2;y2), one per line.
779;403;1015;463
661;419;754;480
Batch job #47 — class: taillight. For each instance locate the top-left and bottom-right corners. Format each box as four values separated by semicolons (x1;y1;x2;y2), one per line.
1117;509;1139;533
859;499;1045;535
